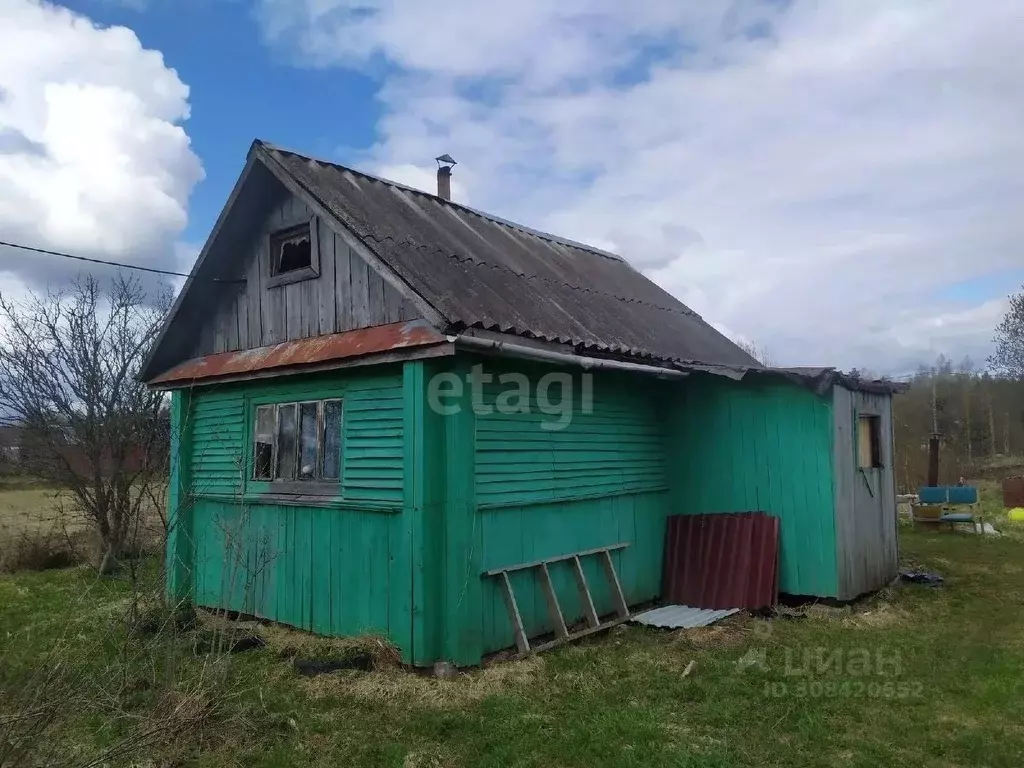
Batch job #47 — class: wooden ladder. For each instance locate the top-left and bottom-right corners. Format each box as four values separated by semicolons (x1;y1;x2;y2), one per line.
484;543;631;656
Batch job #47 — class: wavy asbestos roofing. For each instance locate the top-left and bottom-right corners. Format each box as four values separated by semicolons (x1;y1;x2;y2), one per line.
257;141;760;368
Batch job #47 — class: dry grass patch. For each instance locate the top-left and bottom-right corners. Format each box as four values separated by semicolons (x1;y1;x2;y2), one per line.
670;614;754;649
306;654;547;710
842;602;911;630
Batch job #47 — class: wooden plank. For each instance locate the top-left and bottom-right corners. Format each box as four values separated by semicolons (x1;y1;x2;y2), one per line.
225;298;239;351
213;309;228;353
335;238;353;330
236;287;248;349
500;571;530;655
366;268;387;326
600;549;630;619
571;555;599;628
530;615;631;655
539;563;568;640
247;237;262;346
483;542;629;576
285;281;302;340
349;253;371;327
318;219;337;334
302;276;318;337
383;281;408;323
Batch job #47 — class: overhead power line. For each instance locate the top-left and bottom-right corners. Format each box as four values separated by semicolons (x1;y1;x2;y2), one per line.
0;239;243;283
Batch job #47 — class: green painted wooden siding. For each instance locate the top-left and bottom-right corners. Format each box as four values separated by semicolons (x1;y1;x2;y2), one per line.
475;371;667;505
478;491;668;654
669;375;839;597
186;368;405;501
170;365;410;648
190;499;399;638
473;366;671;654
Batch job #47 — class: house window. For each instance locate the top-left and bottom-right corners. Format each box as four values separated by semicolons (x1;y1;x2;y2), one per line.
271;224;312;274
252;399;342;485
858;415;882;469
267;219;320;287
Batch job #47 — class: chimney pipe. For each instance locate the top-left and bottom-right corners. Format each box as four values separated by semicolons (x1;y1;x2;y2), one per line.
437;166;452;200
435;154;456;200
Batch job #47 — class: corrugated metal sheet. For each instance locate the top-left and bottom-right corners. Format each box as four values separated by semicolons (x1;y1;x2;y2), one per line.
151;320;447;386
771;367;908;395
1003;478;1024;508
631;605;739;629
663;512;779;610
257;142;759;369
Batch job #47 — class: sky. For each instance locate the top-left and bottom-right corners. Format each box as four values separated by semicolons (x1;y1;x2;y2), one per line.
0;0;1022;374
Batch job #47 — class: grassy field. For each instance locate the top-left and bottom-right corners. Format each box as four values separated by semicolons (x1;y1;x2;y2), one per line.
2;520;1024;768
0;477;72;533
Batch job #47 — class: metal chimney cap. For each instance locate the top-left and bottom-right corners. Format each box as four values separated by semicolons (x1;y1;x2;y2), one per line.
435;154;457;168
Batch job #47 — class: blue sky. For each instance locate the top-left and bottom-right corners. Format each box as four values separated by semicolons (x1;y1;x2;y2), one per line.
1;0;1022;374
67;0;383;241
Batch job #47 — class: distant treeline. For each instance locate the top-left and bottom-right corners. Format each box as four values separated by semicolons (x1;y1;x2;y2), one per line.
892;356;1024;491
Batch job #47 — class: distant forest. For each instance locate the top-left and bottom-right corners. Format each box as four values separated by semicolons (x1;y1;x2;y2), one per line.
891;357;1024;491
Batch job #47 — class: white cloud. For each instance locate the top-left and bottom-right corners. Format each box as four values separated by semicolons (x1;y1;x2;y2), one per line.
0;0;202;294
261;0;1023;373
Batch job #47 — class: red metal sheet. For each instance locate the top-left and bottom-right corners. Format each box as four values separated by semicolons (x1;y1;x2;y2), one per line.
150;320;448;385
663;512;779;610
1004;478;1024;508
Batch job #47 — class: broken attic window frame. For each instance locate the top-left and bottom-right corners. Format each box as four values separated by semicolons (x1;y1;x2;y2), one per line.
267;217;320;287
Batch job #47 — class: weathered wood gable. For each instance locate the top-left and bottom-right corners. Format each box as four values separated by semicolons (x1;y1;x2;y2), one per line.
191;188;421;359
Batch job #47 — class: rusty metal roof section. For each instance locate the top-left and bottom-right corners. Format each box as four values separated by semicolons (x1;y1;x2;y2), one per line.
150;320;449;387
256;141;760;369
663;513;780;610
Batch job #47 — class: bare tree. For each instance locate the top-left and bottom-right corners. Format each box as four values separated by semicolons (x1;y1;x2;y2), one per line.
0;275;169;573
990;285;1024;378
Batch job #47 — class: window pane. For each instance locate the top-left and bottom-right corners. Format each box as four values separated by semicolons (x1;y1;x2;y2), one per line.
321;400;342;480
253;405;275;480
276;404;297;480
298;402;319;479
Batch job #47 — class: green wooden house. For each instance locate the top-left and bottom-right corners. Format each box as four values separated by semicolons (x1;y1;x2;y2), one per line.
143;141;903;667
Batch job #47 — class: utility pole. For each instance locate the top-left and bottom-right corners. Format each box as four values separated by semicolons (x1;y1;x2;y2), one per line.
989;394;998;457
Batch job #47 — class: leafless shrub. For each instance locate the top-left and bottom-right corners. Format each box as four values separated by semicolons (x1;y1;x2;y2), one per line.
0;274;170;574
736;339;775;367
0;526;79;572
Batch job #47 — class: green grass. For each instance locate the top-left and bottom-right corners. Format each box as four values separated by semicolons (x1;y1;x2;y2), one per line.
3;526;1024;767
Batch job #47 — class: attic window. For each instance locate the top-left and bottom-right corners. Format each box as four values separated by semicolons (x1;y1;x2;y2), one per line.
267;219;320;287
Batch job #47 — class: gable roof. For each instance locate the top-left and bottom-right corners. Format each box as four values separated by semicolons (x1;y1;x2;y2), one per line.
144;140;758;381
258;142;758;367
